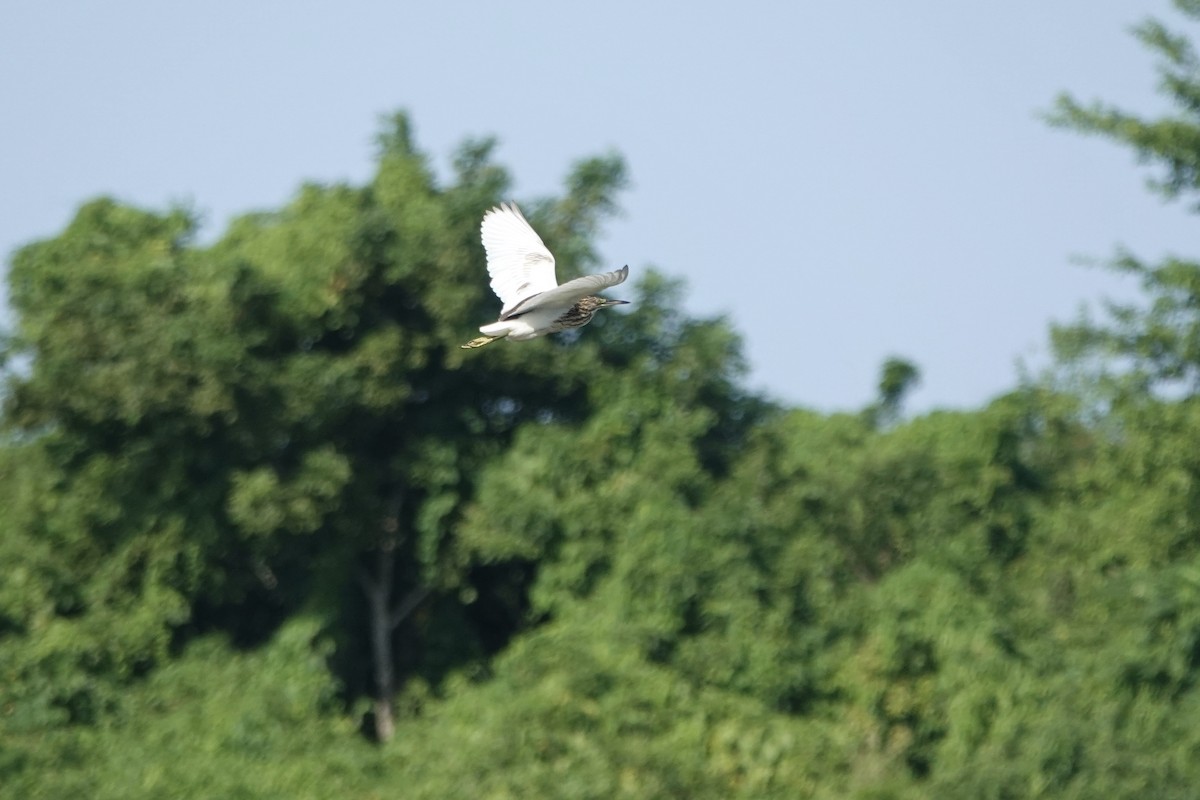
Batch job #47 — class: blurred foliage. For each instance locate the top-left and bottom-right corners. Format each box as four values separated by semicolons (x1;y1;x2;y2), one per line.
1048;0;1200;400
5;3;1200;794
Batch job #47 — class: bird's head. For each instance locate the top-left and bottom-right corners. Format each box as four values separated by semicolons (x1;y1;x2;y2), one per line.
580;296;630;312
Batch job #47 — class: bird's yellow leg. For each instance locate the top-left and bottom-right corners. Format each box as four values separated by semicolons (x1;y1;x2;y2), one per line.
461;335;501;349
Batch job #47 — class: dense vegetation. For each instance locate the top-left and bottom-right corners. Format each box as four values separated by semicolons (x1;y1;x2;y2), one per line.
4;5;1200;797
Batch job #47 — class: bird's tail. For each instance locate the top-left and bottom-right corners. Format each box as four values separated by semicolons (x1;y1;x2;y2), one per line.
461;335;502;349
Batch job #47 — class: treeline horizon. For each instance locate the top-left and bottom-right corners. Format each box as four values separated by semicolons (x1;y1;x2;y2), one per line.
4;4;1200;797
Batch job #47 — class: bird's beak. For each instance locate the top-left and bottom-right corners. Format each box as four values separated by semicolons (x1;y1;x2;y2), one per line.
607;299;630;306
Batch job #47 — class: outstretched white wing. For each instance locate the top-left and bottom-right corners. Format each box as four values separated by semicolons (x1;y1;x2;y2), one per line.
500;266;629;320
481;203;560;317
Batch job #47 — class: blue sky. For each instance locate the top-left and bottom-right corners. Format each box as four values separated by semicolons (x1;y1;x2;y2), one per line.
2;1;1196;412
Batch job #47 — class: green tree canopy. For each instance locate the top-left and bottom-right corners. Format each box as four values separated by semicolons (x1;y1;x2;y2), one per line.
6;3;1200;793
0;112;643;742
1049;0;1200;397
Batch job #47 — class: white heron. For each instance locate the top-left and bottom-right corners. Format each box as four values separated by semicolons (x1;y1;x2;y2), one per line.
461;202;629;349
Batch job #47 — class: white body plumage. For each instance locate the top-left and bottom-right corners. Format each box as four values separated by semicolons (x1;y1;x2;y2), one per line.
478;307;571;341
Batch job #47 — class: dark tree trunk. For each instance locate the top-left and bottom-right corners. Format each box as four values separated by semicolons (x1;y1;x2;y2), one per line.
362;541;397;742
357;496;432;743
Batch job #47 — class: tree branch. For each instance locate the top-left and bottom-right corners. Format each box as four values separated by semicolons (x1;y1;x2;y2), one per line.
389;584;432;630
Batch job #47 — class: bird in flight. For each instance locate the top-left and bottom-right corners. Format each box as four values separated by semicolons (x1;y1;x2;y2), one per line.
461;202;629;349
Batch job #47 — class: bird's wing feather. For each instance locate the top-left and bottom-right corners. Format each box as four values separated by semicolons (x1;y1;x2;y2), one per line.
501;266;629;319
481;203;559;314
